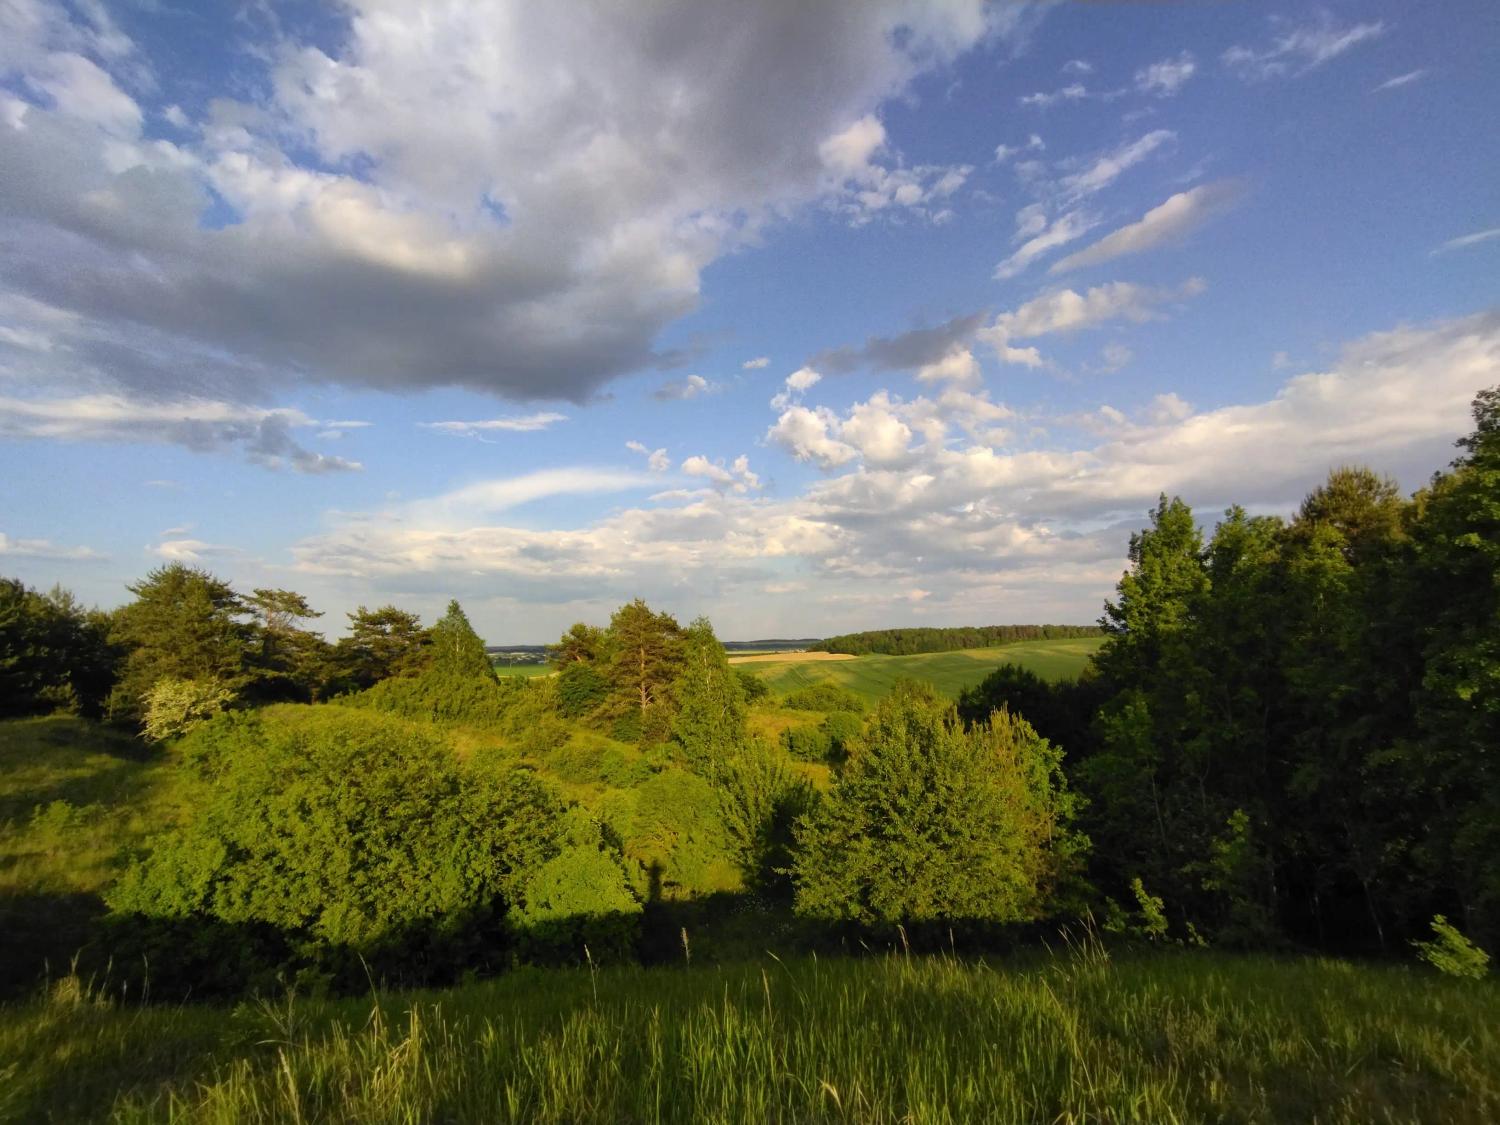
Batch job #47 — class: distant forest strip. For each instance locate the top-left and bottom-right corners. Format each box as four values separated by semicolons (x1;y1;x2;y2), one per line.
811;624;1103;656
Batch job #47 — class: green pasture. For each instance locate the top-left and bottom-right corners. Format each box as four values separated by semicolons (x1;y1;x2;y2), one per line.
742;637;1103;702
490;663;554;679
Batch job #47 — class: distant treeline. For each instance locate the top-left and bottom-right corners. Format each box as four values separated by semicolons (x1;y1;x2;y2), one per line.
811;624;1103;656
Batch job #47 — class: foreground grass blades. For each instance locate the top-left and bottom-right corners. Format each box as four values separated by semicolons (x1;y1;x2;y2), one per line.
4;949;1495;1123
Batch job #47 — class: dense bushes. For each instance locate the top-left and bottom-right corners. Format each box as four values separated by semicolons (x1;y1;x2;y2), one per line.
793;681;1086;928
782;682;864;713
106;706;639;990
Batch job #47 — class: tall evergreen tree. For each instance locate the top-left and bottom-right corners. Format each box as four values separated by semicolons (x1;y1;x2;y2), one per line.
671;617;747;770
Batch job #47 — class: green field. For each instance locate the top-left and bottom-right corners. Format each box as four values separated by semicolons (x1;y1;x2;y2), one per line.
3;948;1495;1123
740;637;1103;702
491;662;554;679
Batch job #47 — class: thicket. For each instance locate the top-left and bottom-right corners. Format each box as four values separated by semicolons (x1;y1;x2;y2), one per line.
812;623;1102;656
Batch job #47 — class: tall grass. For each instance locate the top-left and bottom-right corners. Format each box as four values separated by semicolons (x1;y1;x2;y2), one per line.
3;946;1495;1123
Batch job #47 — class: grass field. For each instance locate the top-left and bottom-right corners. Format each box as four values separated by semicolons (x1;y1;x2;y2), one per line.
491;663;554;678
2;947;1494;1123
742;637;1103;702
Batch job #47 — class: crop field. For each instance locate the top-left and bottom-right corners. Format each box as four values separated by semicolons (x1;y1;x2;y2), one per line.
491;663;554;678
743;637;1104;701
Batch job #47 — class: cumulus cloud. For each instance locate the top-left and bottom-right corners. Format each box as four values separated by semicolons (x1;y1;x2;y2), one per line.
742;356;770;370
281;310;1500;636
626;440;671;473
1224;14;1386;81
420;413;568;436
682;454;761;494
979;278;1205;366
915;346;982;388
1049;181;1243;274
1135;51;1197;96
0;393;362;472
0;0;1014;411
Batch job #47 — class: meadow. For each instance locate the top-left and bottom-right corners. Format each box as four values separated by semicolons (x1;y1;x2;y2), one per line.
3;947;1495;1123
735;638;1104;702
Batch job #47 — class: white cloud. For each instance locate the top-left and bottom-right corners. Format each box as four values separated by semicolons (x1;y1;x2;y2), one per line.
626;440;671;473
654;374;719;401
1432;228;1500;256
1062;59;1093;76
915;346;982;388
281;310;1500;637
419;413;568;436
150;538;240;563
0;532;104;560
0;0;1011;409
1224;14;1386;81
994;208;1098;279
1135;51;1196;97
1049;180;1243;274
742;356;770;370
992;133;1043;165
0;393;362;472
682;454;761;494
1372;69;1427;93
1060;130;1175;200
1019;84;1087;109
981;278;1205;364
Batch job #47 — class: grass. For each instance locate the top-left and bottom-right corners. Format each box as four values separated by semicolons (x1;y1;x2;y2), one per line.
1;946;1494;1123
491;663;554;679
744;638;1104;702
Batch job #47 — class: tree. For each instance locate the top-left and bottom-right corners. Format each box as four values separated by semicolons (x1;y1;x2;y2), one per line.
108;565;252;723
428;599;494;678
671;617;747;769
793;681;1086;926
0;578;116;718
246;588;333;702
335;605;428;690
605;599;684;740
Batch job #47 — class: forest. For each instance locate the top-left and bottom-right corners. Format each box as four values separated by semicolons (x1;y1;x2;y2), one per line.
810;623;1102;656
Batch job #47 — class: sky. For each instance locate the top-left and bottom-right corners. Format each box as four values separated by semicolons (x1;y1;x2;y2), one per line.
1;0;1497;643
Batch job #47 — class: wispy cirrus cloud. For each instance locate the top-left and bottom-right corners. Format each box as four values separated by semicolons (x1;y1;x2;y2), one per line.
1050;181;1243;275
1224;13;1386;81
419;413;568;436
1431;227;1500;256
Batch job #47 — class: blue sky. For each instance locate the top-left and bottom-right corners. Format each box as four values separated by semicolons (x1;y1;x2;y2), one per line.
1;0;1497;642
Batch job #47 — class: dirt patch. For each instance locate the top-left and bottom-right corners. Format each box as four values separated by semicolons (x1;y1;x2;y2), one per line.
727;651;857;664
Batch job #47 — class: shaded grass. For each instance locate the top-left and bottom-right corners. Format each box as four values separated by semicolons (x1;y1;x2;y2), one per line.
746;638;1105;703
1;948;1494;1123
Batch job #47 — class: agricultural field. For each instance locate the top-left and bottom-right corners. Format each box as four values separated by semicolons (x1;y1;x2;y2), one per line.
490;662;554;679
736;637;1103;702
3;948;1495;1123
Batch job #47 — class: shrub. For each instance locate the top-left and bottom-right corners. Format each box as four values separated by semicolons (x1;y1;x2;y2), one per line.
793;681;1087;927
735;668;770;703
141;676;235;741
513;810;641;963
1412;915;1490;979
783;682;864;714
108;706;568;989
780;723;833;762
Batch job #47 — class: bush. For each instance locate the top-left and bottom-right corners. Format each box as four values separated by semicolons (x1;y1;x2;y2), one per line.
108;706;569;990
512;810;641;963
793;681;1087;927
1412;915;1490;979
735;668;770;703
141;676;235;741
783;682;864;713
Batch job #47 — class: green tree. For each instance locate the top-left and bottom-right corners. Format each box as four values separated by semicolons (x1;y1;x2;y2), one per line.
793;681;1086;926
335;605;428;690
605;599;684;740
429;599;494;678
0;578;116;718
671;617;747;769
246;588;334;702
108;565;252;723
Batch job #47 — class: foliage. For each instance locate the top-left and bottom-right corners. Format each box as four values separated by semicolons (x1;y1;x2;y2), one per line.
1411;915;1491;979
713;739;814;894
793;680;1086;926
107;564;254;723
334;605;428;690
512;809;642;963
782;681;864;713
107;706;568;985
140;677;236;742
0;577;115;718
670;617;747;770
603;767;739;898
734;667;770;703
603;600;685;740
812;623;1103;656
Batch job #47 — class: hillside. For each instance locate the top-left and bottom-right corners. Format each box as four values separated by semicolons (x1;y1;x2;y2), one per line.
735;637;1103;702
